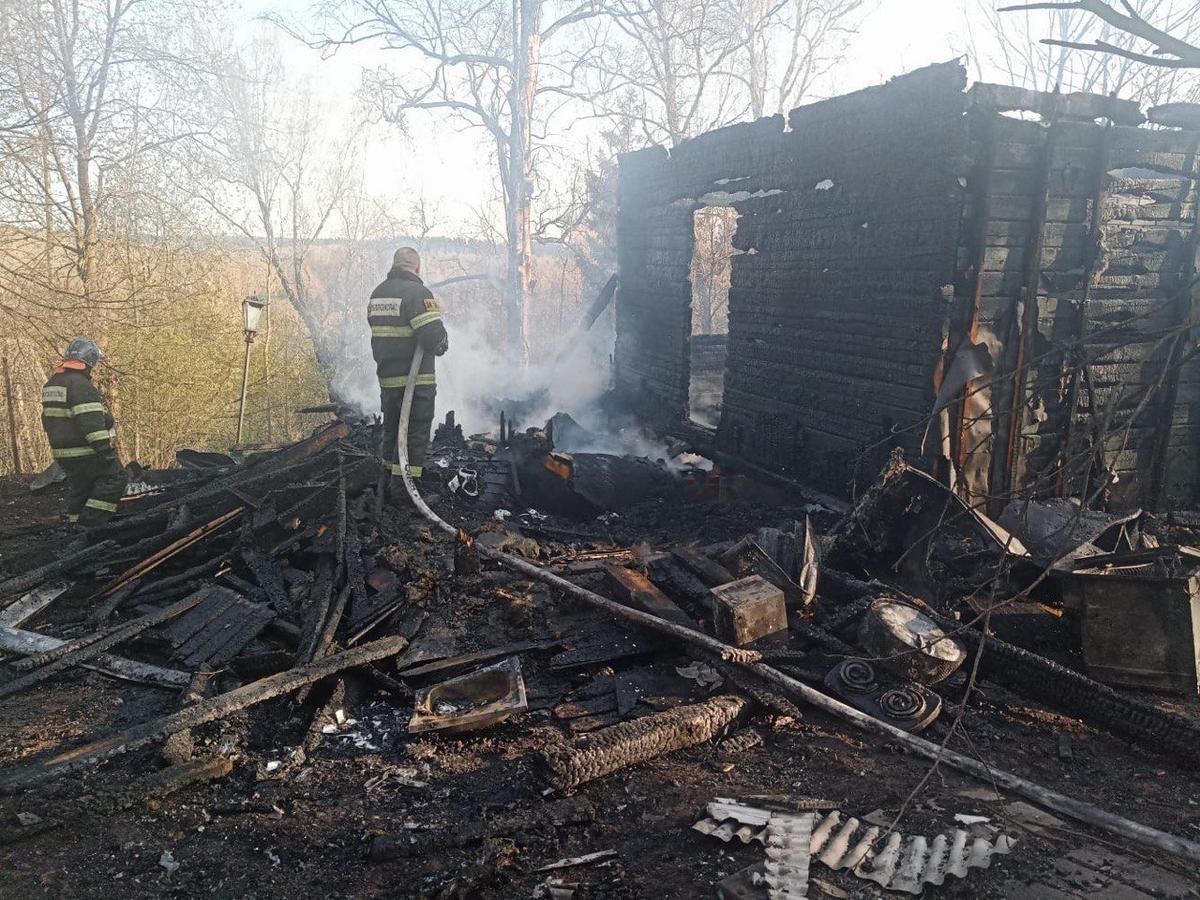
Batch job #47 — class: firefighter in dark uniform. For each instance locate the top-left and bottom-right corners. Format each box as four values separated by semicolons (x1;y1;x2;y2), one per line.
40;338;128;526
368;247;449;493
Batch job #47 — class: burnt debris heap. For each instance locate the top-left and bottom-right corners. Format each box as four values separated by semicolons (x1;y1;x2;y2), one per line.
7;62;1200;898
4;405;1200;894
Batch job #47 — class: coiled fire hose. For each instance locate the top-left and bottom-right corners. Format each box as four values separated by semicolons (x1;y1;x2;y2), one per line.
393;347;1200;865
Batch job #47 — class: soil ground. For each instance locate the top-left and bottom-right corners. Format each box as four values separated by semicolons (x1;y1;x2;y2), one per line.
1;472;1199;899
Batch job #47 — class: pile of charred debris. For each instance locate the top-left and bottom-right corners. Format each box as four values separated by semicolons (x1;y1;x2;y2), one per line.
2;415;1200;898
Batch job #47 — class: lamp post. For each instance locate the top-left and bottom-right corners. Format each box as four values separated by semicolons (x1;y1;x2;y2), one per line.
236;295;267;446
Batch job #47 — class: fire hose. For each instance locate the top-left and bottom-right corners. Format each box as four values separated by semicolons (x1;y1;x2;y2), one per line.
393;347;1200;865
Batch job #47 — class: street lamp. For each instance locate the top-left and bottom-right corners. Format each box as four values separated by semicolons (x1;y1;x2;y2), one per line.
236;295;267;446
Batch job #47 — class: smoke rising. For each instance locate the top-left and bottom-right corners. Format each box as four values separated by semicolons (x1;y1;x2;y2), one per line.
326;292;691;466
318;245;695;468
437;314;612;437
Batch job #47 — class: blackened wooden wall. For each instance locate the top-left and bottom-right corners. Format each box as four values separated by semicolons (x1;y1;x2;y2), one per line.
616;62;969;496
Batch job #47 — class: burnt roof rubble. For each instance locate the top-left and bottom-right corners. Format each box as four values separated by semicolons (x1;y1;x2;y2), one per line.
1;408;1200;897
7;58;1200;896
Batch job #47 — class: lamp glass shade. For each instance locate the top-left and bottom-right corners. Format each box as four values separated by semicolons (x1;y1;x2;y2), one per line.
242;296;266;335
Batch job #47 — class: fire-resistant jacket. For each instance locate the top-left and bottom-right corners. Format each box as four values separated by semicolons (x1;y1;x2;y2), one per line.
40;362;116;460
367;268;449;390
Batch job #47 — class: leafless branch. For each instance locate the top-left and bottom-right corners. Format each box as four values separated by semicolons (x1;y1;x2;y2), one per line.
1001;0;1200;67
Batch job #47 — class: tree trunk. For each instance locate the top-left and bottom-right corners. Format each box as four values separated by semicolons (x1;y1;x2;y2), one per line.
2;350;21;474
266;251;338;403
16;351;45;471
73;117;98;293
745;1;765;120
100;371;124;463
505;0;541;366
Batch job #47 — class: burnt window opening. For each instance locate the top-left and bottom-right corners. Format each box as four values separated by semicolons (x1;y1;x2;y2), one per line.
689;205;739;428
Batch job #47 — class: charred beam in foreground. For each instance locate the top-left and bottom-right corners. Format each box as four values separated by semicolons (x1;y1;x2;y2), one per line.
0;635;406;792
90;555;230;625
603;564;695;627
297;556;335;663
670;546;735;588
538;694;750;792
0;542;118;601
0;591;209;698
0;626;189;689
93;508;244;601
112;755;234;810
294;586;349;705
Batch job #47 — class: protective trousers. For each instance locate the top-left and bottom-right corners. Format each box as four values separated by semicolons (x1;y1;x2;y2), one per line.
60;454;128;526
380;385;436;484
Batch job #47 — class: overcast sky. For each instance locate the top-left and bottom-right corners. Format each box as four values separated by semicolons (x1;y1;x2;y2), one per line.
230;1;1012;232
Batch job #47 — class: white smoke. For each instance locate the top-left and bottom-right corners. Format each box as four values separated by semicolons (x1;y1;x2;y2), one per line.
436;314;613;436
326;281;703;469
331;349;381;416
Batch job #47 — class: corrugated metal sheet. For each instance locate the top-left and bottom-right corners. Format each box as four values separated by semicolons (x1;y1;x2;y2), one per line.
694;800;1015;895
764;812;814;898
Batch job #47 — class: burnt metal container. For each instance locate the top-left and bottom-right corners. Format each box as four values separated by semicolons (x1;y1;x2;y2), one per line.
1065;560;1200;694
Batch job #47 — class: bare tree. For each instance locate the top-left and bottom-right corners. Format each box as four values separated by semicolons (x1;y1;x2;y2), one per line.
582;0;868;147
583;0;747;145
739;0;869;120
188;32;361;390
690;206;737;334
303;0;601;365
0;0;202;307
1000;0;1200;71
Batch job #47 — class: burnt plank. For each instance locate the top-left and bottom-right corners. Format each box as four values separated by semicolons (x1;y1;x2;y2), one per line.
603;565;695;627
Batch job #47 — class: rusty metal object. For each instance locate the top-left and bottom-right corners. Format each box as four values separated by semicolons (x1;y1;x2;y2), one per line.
408;656;528;734
712;575;788;646
857;598;965;684
539;694;749;792
1065;553;1200;693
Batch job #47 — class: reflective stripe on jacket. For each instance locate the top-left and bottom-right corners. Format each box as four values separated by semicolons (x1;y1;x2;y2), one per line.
368;268;449;388
41;365;115;457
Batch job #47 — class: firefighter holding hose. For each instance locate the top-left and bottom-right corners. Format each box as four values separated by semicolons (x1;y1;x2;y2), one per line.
40;338;128;527
368;247;449;498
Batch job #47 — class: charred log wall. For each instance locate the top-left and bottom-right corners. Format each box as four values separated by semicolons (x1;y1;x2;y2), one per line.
955;92;1200;511
689;334;727;421
720;63;968;492
616;116;790;429
618;62;1200;507
616;62;969;495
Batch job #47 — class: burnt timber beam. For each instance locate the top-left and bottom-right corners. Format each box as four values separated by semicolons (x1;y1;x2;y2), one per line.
0;626;189;689
0;591;209;698
93;508;244;601
0;542;118;601
0;635;406;791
